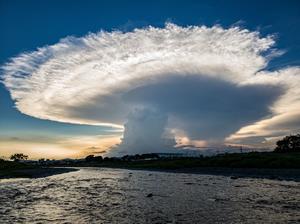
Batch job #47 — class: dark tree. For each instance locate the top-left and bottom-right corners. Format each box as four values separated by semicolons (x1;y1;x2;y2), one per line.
93;156;103;162
10;153;29;162
85;155;103;162
38;158;46;165
85;155;95;162
121;153;159;161
274;134;300;153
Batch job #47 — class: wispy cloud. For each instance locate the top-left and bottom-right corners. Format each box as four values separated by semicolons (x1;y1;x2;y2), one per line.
2;23;300;152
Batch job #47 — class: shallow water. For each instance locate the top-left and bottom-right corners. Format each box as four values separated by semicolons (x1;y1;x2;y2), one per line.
0;168;299;224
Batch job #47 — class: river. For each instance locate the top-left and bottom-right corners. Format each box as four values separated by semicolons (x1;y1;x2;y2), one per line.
0;167;299;223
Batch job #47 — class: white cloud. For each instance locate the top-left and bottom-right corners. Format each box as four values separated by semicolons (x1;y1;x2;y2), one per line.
107;108;176;156
227;67;300;145
2;23;300;151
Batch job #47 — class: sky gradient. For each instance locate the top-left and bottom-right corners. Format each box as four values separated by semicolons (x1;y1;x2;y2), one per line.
1;0;300;159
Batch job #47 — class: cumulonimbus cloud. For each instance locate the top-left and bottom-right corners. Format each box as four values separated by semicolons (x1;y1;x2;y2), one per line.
1;23;300;151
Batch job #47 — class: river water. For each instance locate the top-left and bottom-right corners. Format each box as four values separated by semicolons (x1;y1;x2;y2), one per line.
0;168;299;224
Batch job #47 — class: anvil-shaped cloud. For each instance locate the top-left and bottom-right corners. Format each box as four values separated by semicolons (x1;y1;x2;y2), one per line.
2;23;300;154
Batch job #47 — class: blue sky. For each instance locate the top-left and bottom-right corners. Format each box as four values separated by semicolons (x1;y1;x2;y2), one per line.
1;0;300;158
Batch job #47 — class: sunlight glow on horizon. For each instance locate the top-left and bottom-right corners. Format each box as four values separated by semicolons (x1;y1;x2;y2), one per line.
0;135;121;159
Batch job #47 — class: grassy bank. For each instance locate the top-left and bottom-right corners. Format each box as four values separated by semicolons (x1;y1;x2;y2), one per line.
0;160;35;170
76;152;300;181
77;152;300;170
0;160;77;179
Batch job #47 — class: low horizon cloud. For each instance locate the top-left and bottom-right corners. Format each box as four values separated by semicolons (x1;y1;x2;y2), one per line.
2;23;300;155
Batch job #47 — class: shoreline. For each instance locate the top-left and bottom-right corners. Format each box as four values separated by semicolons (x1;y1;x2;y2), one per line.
1;165;300;182
0;167;78;179
88;166;300;182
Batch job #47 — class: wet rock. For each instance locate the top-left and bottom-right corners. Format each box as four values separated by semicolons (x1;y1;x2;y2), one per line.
146;193;153;198
184;182;194;185
282;204;300;210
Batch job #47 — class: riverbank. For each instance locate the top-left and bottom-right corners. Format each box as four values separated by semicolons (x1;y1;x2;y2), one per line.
2;152;300;180
0;167;78;179
74;152;300;181
0;161;78;179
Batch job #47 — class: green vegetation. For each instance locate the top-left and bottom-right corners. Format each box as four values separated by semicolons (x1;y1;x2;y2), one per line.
0;153;32;178
83;134;300;170
9;153;29;162
79;152;300;170
0;159;37;178
274;134;300;153
0;158;77;179
0;159;34;170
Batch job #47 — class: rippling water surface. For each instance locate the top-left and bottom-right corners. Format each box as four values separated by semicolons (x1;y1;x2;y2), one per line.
0;168;299;223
